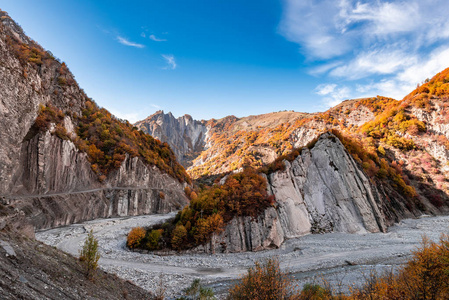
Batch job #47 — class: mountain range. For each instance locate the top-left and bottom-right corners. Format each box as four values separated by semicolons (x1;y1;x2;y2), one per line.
1;7;449;298
133;73;449;252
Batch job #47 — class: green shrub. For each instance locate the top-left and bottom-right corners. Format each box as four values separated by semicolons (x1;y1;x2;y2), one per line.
79;230;100;280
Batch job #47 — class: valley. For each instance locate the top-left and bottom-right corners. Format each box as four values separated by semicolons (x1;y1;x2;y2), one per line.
1;5;449;299
36;213;449;298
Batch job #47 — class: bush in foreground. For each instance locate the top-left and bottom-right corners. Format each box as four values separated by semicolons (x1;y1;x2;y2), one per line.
177;279;216;300
227;235;449;299
227;257;298;300
127;227;146;249
79;229;100;280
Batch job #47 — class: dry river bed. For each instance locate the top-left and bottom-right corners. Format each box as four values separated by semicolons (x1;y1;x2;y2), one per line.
36;214;449;298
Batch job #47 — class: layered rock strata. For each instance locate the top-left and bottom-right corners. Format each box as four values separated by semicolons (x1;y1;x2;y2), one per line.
195;133;388;253
1;132;187;230
0;11;188;232
135;111;208;167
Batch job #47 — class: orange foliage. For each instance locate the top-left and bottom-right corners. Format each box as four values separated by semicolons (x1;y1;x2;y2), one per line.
171;224;187;250
407;67;449;99
133;168;273;251
75;100;190;183
126;227;146;249
347;235;449;300
359;108;424;151
228;257;299;300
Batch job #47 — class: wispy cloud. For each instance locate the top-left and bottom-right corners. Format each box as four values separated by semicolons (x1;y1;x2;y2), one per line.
356;46;449;99
315;83;350;107
279;0;447;60
162;54;177;70
149;34;167;42
280;0;449;105
117;36;145;48
329;46;418;80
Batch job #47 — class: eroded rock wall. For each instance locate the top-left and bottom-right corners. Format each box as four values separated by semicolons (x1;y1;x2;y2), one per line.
199;133;389;253
1;132;188;230
0;13;188;232
136;111;208;167
0;16;85;194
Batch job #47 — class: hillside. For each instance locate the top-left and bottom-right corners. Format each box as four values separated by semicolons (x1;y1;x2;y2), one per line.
0;9;190;231
136;98;402;178
137;80;449;211
0;9;193;299
0;229;152;299
132;71;449;253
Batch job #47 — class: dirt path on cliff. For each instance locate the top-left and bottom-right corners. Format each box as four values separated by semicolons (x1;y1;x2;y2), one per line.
36;214;449;298
1;186;160;199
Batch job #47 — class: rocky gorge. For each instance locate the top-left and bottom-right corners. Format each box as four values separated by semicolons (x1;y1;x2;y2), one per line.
187;132;412;253
0;10;188;234
1;6;449;299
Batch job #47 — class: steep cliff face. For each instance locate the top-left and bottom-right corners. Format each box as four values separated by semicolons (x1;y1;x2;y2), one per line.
0;12;85;194
135;111;208;167
2;132;187;230
0;11;188;232
194;133;391;253
13;131;98;195
136;110;312;177
136;100;386;179
269;133;386;236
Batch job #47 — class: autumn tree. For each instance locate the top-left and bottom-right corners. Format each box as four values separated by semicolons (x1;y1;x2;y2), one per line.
171;224;187;250
127;227;146;249
79;229;100;280
146;229;163;250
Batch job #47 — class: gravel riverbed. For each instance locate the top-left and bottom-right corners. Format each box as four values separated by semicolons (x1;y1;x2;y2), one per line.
36;214;449;298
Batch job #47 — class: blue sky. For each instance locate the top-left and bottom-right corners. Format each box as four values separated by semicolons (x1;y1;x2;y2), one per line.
2;0;449;122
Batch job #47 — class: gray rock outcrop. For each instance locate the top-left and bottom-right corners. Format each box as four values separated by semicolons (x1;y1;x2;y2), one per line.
198;133;387;253
0;11;188;232
135;111;208;167
1;130;188;230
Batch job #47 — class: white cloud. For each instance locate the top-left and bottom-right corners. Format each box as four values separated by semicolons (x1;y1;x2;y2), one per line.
354;46;449;100
149;34;167;42
356;79;414;100
309;61;343;76
338;0;420;36
280;0;449;60
162;54;177;70
315;83;350;107
330;46;418;79
141;32;146;38
279;0;351;59
117;36;145;48
281;0;449;102
397;47;449;84
316;84;337;96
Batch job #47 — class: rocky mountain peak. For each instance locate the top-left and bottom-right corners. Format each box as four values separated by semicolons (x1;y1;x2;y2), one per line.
0;10;31;45
135;111;208;167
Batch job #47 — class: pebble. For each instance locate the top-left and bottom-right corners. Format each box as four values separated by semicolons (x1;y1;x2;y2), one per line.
36;213;449;297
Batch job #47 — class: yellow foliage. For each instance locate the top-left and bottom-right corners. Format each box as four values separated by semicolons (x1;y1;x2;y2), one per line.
127;227;146;249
